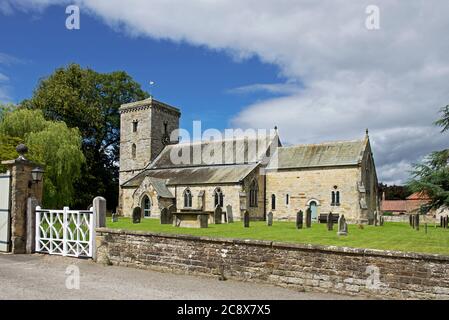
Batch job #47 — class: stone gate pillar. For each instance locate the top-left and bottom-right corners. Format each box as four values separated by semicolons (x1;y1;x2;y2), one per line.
1;145;44;254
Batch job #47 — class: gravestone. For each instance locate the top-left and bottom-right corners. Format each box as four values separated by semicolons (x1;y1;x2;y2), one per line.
379;215;384;226
440;216;444;228
168;204;176;224
296;210;303;229
305;208;312;228
243;211;250;228
214;205;223;224
267;212;273;227
337;214;348;236
197;213;209;228
415;214;420;231
374;211;378;227
226;205;234;223
327;212;334;231
444;216;448;229
112;213;119;222
160;207;170;224
410;215;413;228
132;207;141;224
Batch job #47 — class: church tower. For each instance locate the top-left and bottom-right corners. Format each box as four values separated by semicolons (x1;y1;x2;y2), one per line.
118;97;181;186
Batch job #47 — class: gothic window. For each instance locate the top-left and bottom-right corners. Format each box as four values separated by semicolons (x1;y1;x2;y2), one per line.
132;143;137;159
183;189;192;208
214;188;224;208
271;194;276;210
142;195;151;218
132;121;138;133
249;180;258;207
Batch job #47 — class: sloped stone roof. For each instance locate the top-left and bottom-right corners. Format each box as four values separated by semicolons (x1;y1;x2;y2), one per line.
146;177;174;198
123;164;258;187
267;139;367;170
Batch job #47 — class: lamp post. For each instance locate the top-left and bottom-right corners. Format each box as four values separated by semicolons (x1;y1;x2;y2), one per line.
31;167;45;183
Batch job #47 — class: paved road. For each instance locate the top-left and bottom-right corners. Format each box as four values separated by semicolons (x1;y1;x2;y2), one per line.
0;254;354;300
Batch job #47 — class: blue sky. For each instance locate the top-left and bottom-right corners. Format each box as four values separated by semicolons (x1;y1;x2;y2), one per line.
1;1;449;185
0;5;283;133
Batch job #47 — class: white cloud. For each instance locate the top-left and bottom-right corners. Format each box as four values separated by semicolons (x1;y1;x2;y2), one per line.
4;0;449;184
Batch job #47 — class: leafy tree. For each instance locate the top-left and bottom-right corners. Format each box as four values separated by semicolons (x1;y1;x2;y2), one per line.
378;183;412;200
0;109;85;207
408;107;449;211
22;64;149;209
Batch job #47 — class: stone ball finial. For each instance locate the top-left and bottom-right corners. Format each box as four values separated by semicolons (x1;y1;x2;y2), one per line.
16;144;28;160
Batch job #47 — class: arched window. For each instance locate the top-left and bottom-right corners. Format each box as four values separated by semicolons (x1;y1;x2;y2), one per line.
214;188;224;208
286;194;290;206
142;195;151;218
331;191;336;206
336;191;340;206
183;189;192;208
271;194;276;210
249;180;258;207
132;143;137;159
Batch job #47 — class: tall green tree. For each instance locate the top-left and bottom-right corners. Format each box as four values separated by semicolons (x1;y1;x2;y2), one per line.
0;109;85;207
22;64;149;209
408;107;449;211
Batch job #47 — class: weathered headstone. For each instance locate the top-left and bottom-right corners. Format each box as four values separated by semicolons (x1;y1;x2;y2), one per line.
306;207;312;228
226;205;234;223
168;204;176;224
374;211;378;227
267;211;273;227
93;196;107;228
440;216;444;228
444;215;448;229
243;211;250;228
327;212;334;231
112;213;119;222
415;214;420;231
410;214;413;228
296;210;303;229
337;214;348;236
379;215;384;226
132;207;141;224
160;207;170;224
214;205;223;224
197;213;209;228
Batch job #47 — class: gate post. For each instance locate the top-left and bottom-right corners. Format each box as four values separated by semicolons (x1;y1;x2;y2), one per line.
26;197;38;254
1;145;44;254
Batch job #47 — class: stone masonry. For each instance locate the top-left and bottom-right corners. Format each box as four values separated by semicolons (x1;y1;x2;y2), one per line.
96;228;449;300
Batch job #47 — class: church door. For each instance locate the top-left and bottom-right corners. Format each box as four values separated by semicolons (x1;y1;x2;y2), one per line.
309;201;318;221
142;195;151;218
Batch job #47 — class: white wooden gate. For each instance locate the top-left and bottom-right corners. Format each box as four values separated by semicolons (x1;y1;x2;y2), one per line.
35;206;96;258
0;171;11;252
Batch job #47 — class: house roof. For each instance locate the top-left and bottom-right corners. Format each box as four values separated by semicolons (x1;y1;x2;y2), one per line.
381;200;408;212
266;139;367;170
122;163;258;187
407;192;431;201
147;134;279;170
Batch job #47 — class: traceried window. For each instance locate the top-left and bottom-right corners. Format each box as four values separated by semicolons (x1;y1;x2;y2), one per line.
271;194;276;210
214;188;224;208
183;189;192;208
131;143;137;159
249;180;258;207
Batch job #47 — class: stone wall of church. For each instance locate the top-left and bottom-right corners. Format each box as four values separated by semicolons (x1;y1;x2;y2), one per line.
265;166;363;223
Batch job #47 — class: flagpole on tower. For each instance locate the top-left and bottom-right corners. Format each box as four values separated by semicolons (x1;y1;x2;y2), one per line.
149;81;156;97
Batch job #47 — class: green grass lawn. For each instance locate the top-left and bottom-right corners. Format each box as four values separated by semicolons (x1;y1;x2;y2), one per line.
106;217;449;256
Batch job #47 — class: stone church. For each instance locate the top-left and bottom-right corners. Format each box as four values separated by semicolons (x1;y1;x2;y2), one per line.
118;97;380;224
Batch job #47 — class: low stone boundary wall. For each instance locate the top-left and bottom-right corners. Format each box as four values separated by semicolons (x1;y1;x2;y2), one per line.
96;228;449;299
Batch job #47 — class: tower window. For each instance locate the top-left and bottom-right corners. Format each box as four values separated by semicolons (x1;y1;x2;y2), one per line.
132;143;136;159
132;121;138;132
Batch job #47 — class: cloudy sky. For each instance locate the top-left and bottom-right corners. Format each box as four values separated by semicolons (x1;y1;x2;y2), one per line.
1;0;448;185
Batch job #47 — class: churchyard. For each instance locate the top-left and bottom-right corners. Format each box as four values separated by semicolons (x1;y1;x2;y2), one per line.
107;217;449;256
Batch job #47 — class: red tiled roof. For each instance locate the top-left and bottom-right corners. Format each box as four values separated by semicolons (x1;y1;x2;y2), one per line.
381;200;407;212
407;192;431;200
